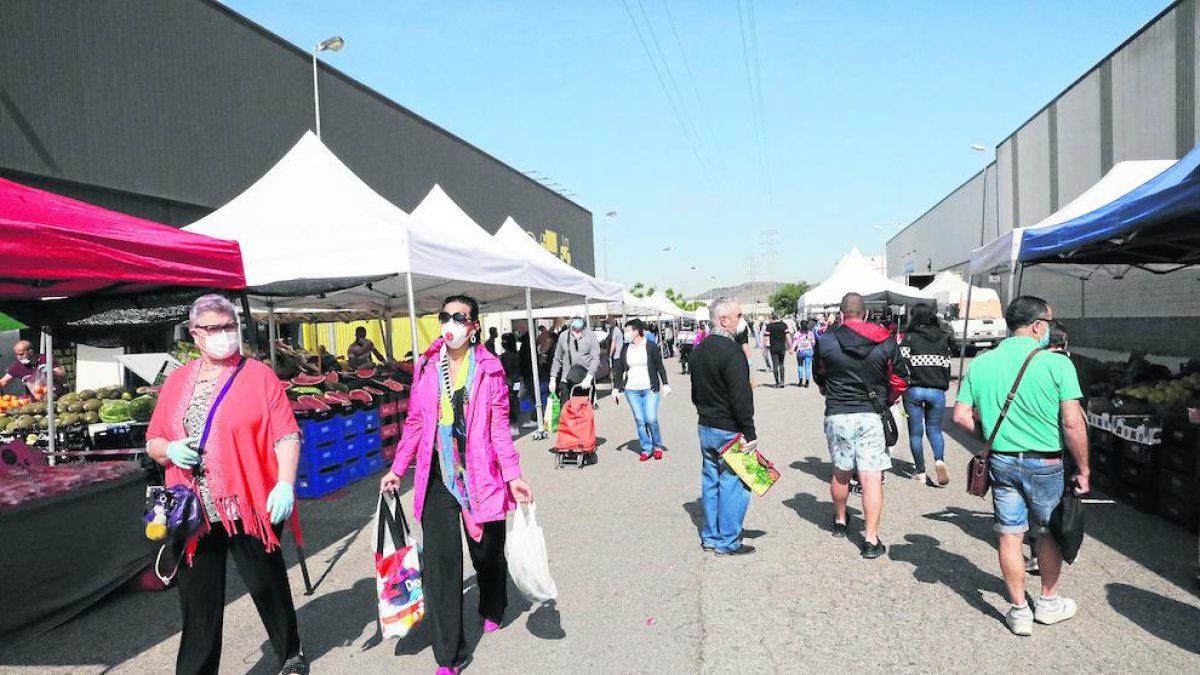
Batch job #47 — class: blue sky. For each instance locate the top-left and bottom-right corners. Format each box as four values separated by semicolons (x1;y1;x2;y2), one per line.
225;0;1170;296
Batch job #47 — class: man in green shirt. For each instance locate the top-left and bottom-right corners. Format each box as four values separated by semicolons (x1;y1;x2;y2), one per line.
953;296;1090;637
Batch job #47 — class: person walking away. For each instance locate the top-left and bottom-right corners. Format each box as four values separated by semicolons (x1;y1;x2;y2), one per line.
953;296;1089;637
753;318;772;372
380;295;534;674
690;298;757;556
146;294;308;675
484;327;499;355
765;314;790;388
790;321;816;387
813;293;908;559
549;315;601;409
347;326;385;370
898;303;953;487
499;333;523;436
612;319;671;462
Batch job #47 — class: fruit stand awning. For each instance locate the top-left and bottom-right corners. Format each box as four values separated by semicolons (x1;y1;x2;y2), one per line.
0;177;246;301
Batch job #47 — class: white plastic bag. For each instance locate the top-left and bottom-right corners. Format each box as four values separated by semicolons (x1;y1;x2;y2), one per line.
506;502;558;602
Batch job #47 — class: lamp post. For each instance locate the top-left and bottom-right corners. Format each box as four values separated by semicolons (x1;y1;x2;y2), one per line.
958;143;990;379
603;211;617;280
312;35;345;139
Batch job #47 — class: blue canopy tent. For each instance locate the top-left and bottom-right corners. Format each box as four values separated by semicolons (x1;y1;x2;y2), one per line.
1018;143;1200;271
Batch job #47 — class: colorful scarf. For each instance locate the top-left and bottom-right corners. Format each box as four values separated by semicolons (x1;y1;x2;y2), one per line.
436;347;476;515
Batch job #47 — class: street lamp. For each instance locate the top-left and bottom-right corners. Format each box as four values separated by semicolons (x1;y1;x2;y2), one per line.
602;211;617;280
312;35;345;139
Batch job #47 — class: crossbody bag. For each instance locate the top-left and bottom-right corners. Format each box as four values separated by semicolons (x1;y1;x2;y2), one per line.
833;333;900;447
966;349;1042;497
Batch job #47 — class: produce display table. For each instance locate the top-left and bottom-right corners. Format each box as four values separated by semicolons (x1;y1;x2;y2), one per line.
0;467;155;645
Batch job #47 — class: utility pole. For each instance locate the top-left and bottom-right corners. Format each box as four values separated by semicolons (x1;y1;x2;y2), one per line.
760;227;781;302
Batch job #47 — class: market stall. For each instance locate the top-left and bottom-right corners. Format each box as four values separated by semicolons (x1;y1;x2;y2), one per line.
800;247;933;312
0;175;246;644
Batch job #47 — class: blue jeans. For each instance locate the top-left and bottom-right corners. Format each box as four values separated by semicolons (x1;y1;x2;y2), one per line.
624;389;663;455
989;454;1065;534
903;387;946;474
795;349;813;381
698;425;751;553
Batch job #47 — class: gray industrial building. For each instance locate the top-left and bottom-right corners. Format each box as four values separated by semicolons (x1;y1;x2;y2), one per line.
0;0;593;272
888;0;1199;357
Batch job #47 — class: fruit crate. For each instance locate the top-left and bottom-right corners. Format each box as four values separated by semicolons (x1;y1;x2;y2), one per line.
1159;469;1195;500
296;462;346;498
1120;483;1159;513
1092;444;1121;477
1162;419;1200;452
1120;459;1158;487
1091;429;1117;452
1091;470;1118;496
339;437;363;465
1157;492;1199;531
343;453;367;483
364;448;384;474
1121;440;1159;466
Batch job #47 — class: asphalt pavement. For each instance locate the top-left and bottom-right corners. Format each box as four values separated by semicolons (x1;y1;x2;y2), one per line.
1;352;1198;674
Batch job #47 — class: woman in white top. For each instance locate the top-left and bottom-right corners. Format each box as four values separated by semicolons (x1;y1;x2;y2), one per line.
612;319;671;462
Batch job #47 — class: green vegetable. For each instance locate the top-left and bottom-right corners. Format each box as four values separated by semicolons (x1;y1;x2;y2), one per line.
98;399;132;424
128;395;156;423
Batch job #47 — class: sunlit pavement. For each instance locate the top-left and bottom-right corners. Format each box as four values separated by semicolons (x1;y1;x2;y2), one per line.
2;354;1198;674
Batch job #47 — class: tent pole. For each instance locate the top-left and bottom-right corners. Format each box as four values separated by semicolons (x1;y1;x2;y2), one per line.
383;308;395;361
405;272;420;361
1015;263;1026;296
326;323;336;361
956;276;975;381
240;294;259;347
525;286;546;440
44;329;56;465
267;302;278;371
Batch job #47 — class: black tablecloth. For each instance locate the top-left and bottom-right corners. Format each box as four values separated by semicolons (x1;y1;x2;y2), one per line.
0;471;155;645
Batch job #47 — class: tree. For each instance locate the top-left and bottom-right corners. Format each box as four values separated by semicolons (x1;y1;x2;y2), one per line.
630;281;649;298
769;282;812;316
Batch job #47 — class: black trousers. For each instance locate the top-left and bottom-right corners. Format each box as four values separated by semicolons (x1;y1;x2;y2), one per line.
174;524;301;675
771;349;787;385
422;465;508;668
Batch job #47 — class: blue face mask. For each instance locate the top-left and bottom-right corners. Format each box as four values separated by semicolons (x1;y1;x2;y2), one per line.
571;319;585;331
1037;324;1051;349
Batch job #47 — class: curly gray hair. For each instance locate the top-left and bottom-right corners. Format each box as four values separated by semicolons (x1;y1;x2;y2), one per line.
188;294;238;328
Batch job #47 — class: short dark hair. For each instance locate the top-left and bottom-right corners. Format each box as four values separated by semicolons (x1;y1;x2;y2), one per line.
800;319;810;331
624;318;645;335
354;326;367;336
501;332;517;352
840;293;865;319
1005;295;1050;332
907;303;939;330
489;327;498;336
442;294;480;321
1049;321;1069;349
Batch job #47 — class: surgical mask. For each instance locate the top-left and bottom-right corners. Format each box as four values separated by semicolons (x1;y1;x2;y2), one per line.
441;322;469;349
1038;326;1051;349
571;319;585;331
623;331;634;343
17;357;32;366
736;318;748;334
200;332;240;360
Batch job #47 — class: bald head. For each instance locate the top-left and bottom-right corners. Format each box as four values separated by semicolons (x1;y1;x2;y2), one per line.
840;293;865;320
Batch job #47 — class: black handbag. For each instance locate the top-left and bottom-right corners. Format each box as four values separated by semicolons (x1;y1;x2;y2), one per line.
1048;479;1085;564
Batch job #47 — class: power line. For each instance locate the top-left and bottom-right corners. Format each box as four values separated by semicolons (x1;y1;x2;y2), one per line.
747;0;772;201
621;0;719;190
736;0;769;201
661;0;726;188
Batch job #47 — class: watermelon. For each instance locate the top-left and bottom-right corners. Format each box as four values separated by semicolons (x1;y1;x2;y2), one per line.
297;395;331;413
355;367;377;379
380;379;405;392
364;386;385;397
348;389;372;404
324;371;339;385
291;374;325;387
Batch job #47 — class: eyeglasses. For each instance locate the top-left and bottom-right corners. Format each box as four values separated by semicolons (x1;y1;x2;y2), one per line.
438;311;471;325
1034;315;1052;324
193;323;238;336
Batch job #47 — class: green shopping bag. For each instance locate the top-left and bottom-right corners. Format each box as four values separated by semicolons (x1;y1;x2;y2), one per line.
545;392;561;433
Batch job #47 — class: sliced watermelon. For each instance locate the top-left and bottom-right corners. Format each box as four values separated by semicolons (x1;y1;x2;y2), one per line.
364;386;385;396
380;379;405;392
291;374;325;387
355;367;377;379
298;395;331;413
348;389;373;404
323;392;352;406
324;371;339;385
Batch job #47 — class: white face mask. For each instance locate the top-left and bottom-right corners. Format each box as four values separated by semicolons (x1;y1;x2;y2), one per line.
442;322;470;349
200;331;240;361
623;331;634;343
736;318;748;335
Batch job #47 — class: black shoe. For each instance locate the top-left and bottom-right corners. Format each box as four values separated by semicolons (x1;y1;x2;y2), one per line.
715;543;756;556
279;655;310;675
861;540;887;559
701;543;715;552
832;521;848;538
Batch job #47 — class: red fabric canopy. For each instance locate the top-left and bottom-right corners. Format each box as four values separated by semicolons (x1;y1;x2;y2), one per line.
0;177;245;300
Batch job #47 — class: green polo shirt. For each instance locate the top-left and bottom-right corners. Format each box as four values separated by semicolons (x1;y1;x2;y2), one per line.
956;336;1082;452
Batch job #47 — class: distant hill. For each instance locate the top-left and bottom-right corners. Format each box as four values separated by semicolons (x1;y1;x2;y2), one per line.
690;281;788;303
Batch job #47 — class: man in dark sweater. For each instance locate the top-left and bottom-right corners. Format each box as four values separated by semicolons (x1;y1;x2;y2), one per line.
814;293;908;559
690;297;757;556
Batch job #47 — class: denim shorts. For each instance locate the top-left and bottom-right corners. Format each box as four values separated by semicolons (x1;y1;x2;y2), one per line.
824;413;891;472
989;453;1065;534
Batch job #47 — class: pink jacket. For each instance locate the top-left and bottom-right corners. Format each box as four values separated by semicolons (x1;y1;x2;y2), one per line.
391;339;523;524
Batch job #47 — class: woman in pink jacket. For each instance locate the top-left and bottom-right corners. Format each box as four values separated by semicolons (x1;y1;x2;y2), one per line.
380;295;534;675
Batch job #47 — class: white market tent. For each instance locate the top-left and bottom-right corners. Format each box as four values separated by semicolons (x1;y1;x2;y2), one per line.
801;247;933;310
968;160;1175;280
645;290;686;318
494;217;623;302
608;291;660;317
921;271;1002;318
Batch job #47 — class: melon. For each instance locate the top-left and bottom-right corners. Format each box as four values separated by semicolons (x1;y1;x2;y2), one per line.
297;395;331;413
364;386;385;396
324;371;339;385
348;389;372;404
355;367;377;379
291;374;325;387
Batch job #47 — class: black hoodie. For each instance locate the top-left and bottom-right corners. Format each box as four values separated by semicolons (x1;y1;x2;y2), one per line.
899;325;952;390
813;321;908;416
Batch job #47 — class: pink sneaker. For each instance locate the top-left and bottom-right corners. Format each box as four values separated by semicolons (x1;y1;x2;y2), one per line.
435;668;460;675
483;618;501;633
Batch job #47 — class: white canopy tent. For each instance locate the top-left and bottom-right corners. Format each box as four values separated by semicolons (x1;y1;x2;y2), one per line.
645;290;686;318
801;247;933;310
921;271;1002;318
608;291;660;317
968;160;1175;280
493;217;623;302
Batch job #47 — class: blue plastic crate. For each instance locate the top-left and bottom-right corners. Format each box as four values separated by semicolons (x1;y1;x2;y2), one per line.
364;449;384;474
301;418;340;448
296;462;346;498
300;440;340;473
363;431;382;452
344;454;367;482
339;437;364;465
361;409;380;432
339;411;363;439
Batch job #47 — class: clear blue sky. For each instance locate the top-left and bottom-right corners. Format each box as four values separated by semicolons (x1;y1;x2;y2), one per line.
226;0;1171;297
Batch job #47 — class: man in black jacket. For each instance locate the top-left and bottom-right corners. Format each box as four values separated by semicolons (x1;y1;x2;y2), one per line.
814;293;908;559
690;297;757;556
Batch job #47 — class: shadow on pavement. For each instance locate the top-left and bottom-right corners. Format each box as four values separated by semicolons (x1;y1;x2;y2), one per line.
888;533;1005;623
682;499;704;538
781;491;861;543
789;456;831;483
1105;583;1200;654
922;506;996;547
940;408;983;457
247;577;378;674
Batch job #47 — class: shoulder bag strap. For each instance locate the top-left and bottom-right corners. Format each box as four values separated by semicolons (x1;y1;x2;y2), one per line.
983;348;1042;452
832;332;888;415
197;357;247;453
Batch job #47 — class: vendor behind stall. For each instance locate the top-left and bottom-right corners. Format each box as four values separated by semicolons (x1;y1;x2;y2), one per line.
0;340;66;399
346;326;385;370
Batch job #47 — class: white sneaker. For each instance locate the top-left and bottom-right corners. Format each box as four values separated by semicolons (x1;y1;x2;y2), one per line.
1006;606;1033;636
520;420;538;429
911;472;927;483
1034;596;1077;625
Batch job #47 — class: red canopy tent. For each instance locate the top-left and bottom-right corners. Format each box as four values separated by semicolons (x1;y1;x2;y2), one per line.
0;176;245;300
